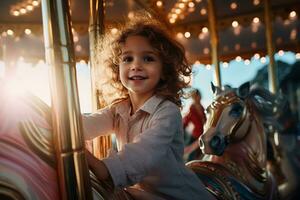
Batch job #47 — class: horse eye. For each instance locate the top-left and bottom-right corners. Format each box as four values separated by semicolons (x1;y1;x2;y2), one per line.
229;103;243;118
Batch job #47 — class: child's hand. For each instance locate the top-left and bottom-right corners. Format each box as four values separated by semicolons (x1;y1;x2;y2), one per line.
85;149;110;181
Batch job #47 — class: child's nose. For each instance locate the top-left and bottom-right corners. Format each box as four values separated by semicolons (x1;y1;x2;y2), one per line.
130;59;142;71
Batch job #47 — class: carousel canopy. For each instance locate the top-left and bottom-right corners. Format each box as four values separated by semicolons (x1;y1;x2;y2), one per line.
0;0;299;64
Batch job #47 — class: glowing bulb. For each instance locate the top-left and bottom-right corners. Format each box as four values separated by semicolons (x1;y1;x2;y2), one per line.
254;53;260;59
200;8;207;15
202;27;208;33
244;59;250;65
260;57;266;63
128;12;134;19
232;21;239;28
184;32;191;38
176;32;184;39
235;56;242;62
188;2;195;8
289;11;296;18
169;18;176;23
20;8;27;14
278;50;284;56
179;3;185;9
73;35;79;42
7;29;14;36
175;9;181;14
156;1;163;7
203;48;210;54
111;28;118;35
32;0;39;6
13;10;20;16
230;2;237;10
223;62;229;68
253;0;260;6
24;28;31;35
253;17;260;23
26;5;33;11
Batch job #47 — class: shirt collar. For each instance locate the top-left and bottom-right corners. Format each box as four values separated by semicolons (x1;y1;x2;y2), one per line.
115;95;165;116
139;95;165;114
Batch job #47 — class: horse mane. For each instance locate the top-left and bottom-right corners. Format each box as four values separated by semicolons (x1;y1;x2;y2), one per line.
247;85;286;130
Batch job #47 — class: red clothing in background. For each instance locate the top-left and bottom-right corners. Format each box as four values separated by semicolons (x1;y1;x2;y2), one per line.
183;104;206;138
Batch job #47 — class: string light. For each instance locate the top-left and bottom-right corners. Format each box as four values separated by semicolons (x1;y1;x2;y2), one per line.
203;48;210;54
260;57;266;63
253;0;260;6
156;1;163;7
235;56;242;62
253;17;260;24
289;11;297;18
194;60;201;65
232;21;239;28
206;64;211;70
7;29;14;36
184;32;191;38
230;2;237;10
278;50;284;56
111;28;118;35
254;53;260;59
24;28;31;35
296;53;300;59
202;27;208;33
200;8;207;15
222;62;229;68
176;32;184;39
244;59;250;65
10;0;41;17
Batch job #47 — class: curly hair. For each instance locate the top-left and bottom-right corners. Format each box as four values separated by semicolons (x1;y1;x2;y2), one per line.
95;14;191;107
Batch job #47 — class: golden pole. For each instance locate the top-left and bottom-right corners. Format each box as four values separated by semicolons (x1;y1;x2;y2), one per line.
41;0;92;199
207;0;221;87
264;0;277;94
89;0;112;159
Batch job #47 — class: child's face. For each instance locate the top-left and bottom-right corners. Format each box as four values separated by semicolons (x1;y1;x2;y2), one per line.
119;35;163;100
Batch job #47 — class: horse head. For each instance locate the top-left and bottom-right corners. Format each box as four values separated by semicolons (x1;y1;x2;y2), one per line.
199;82;253;156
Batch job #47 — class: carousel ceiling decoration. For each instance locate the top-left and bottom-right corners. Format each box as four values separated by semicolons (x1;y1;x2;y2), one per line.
0;0;299;65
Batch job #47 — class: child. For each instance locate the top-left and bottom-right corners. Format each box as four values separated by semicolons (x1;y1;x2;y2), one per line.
82;16;214;200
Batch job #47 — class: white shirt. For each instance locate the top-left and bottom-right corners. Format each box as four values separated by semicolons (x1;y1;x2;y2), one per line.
83;95;214;200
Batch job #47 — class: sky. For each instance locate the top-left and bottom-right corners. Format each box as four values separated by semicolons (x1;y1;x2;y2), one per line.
0;51;299;114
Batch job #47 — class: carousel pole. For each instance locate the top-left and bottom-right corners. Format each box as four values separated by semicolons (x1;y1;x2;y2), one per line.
41;0;92;199
207;0;221;87
89;0;112;159
264;0;277;93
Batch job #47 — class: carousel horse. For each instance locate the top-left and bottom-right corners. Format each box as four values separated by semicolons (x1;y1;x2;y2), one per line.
186;82;280;200
265;94;300;200
0;81;133;200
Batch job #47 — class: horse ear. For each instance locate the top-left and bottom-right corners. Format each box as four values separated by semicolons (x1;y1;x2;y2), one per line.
211;82;222;95
237;82;250;99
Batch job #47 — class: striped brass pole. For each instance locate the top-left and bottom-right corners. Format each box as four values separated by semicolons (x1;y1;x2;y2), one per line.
207;0;221;87
41;0;92;199
89;0;112;159
264;0;277;94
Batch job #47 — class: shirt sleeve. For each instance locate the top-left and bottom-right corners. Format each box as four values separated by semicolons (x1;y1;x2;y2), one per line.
82;107;114;140
102;104;182;188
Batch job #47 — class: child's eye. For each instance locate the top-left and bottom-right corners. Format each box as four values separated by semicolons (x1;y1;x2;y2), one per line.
122;56;133;63
143;56;155;62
